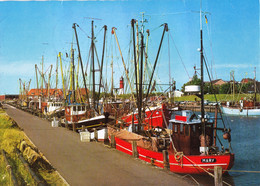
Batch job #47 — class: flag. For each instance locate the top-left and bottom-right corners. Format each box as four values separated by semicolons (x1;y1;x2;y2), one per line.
205;15;208;24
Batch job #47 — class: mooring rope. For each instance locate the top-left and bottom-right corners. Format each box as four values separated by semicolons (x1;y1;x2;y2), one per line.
208;169;260;173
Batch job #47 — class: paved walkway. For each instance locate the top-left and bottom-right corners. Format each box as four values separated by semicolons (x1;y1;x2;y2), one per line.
5;104;191;186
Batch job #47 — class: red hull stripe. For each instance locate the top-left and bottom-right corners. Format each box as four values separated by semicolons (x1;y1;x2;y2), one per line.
110;136;233;174
169;163;227;166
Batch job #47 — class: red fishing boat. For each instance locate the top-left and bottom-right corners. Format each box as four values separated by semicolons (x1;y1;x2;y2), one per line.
108;13;234;176
167;110;234;174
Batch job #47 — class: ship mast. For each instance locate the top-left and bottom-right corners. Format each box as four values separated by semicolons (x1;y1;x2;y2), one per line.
91;21;96;109
73;23;90;108
254;67;257;103
200;0;205;137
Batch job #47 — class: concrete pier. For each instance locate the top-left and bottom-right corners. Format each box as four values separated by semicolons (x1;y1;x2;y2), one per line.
4;104;190;186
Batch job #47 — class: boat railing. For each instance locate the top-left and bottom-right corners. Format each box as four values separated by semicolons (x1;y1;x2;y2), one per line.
243;106;260;110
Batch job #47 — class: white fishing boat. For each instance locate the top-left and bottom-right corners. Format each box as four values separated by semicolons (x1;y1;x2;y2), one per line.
221;100;260;116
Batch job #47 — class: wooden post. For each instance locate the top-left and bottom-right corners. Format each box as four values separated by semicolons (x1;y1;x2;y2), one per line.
132;112;135;133
94;128;98;141
110;134;116;148
65;120;68;129
214;166;223;186
114;112;117;125
213;105;218;146
2;150;19;186
104;128;109;145
72;123;76;132
163;150;169;169
150;158;155;166
132;141;138;158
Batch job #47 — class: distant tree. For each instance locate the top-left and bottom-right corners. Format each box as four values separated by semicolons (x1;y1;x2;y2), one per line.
202;82;221;94
181;74;201;93
219;83;231;94
240;82;254;93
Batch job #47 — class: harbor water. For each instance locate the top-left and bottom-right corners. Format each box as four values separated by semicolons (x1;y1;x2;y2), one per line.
226;115;260;185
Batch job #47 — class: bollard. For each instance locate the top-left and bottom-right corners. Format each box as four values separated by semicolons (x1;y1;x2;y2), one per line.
163;150;169;169
132;141;138;158
214;166;223;186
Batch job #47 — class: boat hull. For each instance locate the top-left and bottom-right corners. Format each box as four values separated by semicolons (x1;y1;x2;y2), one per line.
221;106;260;116
110;135;234;175
169;153;234;174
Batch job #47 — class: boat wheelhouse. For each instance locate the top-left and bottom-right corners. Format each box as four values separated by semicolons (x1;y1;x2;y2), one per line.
169;110;215;155
65;103;89;124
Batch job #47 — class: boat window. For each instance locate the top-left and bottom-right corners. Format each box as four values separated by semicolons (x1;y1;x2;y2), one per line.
185;125;190;136
78;106;81;111
73;106;76;111
174;124;178;133
180;124;184;133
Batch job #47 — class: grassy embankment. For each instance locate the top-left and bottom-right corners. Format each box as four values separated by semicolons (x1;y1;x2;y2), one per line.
0;109;66;185
173;94;260;102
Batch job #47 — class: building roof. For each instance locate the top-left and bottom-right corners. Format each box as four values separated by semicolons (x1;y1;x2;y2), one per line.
28;89;63;97
241;78;254;83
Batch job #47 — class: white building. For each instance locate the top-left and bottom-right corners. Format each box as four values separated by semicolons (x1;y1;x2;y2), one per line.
174;90;184;97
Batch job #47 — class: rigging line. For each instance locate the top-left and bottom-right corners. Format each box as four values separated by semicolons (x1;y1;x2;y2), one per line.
168;32;171;86
95;26;104;39
151;23;164;32
85;46;92;76
145;11;193;17
77;25;91;38
169;31;191;79
203;53;227;129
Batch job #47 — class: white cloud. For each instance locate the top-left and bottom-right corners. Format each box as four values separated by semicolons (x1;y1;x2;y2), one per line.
214;63;260;69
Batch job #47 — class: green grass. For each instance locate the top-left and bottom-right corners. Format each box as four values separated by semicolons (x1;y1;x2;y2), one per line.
0;112;66;185
173;93;260;102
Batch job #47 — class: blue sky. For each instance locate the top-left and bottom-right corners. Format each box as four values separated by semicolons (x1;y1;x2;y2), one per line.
0;0;259;94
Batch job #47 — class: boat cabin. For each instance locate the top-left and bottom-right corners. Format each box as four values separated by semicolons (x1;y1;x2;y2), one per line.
169;110;213;155
65;104;88;123
47;102;64;113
